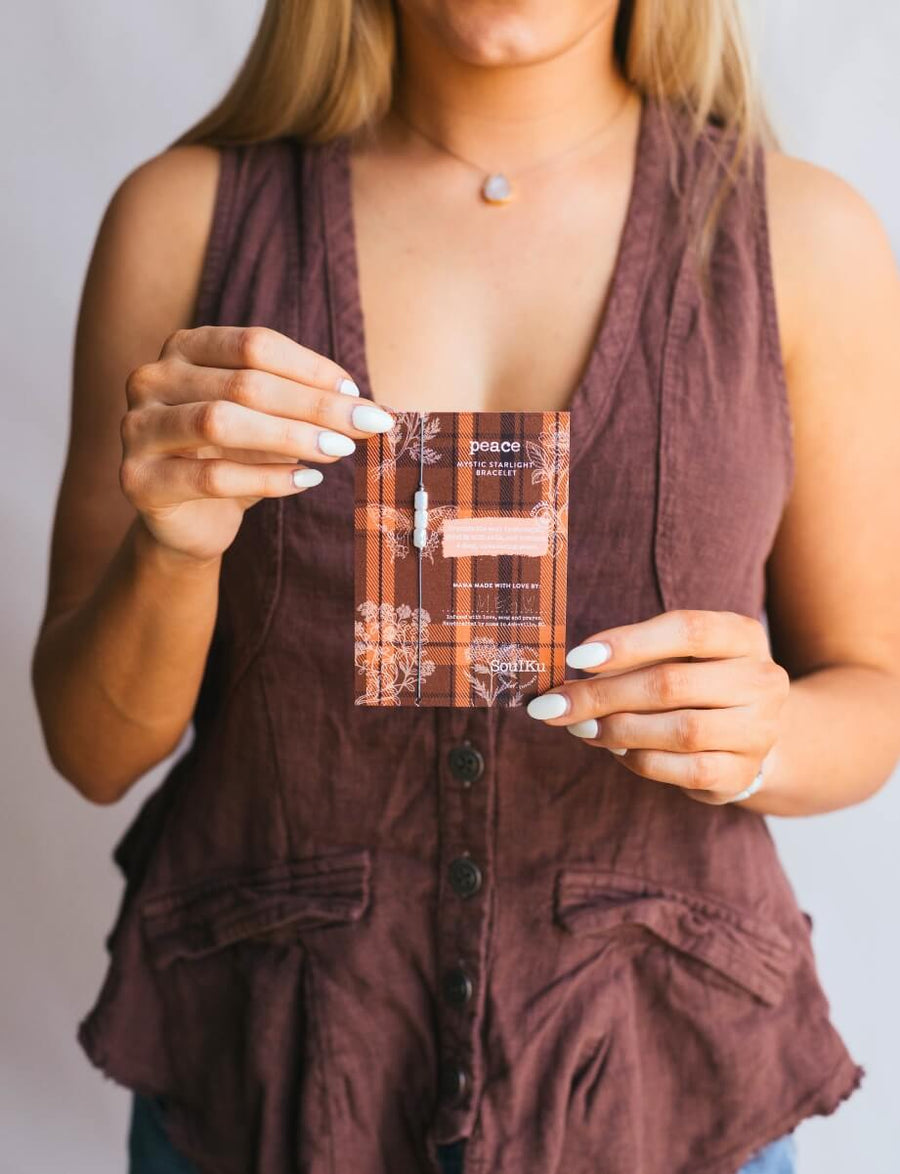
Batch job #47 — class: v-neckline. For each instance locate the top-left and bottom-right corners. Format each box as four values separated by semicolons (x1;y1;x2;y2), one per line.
318;91;667;470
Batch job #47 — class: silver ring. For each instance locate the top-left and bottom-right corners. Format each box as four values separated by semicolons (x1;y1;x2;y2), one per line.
724;764;765;804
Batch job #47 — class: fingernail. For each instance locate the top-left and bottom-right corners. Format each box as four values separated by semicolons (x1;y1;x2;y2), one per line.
608;747;628;756
352;404;395;433
292;468;323;489
567;719;599;739
526;693;569;720
338;378;360;396
318;430;356;457
566;642;612;669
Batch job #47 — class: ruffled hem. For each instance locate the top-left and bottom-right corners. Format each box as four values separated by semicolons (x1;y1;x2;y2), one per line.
691;1052;865;1174
77;1013;222;1174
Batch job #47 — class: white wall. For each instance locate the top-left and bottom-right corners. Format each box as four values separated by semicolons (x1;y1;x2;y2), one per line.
2;3;897;1171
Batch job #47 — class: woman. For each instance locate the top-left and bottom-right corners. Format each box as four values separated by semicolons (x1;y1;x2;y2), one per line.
31;1;899;1172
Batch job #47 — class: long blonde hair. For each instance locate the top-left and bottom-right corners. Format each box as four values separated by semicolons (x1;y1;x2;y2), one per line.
174;0;776;247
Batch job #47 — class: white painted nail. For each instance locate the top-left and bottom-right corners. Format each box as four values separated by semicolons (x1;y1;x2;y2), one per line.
292;468;323;489
352;404;395;433
565;642;612;669
567;719;599;739
526;693;569;720
318;430;356;457
338;378;360;396
608;747;628;756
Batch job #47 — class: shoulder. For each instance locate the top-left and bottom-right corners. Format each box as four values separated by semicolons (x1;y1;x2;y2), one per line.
91;135;298;321
763;148;897;371
101;144;222;277
111;142;223;214
764;148;885;241
106;135;301;243
89;144;224;334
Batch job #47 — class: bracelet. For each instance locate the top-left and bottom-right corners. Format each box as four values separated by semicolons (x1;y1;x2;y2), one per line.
724;761;766;804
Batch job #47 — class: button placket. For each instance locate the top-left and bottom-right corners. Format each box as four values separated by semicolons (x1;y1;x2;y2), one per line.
438;1059;469;1102
442;964;474;1007
447;743;485;786
448;854;483;898
433;711;495;1140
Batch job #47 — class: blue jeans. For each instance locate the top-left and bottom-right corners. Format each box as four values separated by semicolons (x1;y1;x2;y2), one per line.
128;1092;797;1173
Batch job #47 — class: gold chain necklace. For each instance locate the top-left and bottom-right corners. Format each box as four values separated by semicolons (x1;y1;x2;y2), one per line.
392;86;633;206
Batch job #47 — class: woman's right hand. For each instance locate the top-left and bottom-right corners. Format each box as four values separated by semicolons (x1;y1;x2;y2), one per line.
120;325;394;564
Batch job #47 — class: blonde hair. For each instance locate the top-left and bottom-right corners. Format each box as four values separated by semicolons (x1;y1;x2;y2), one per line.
174;0;777;249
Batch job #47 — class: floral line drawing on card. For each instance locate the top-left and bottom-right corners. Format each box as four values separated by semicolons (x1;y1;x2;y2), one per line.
526;420;569;556
529;499;567;557
354;601;435;705
377;411;441;475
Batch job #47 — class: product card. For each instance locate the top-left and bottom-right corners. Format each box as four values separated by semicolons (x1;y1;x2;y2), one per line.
354;410;569;707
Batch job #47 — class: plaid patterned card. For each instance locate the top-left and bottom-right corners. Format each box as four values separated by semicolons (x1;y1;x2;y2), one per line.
354;410;569;707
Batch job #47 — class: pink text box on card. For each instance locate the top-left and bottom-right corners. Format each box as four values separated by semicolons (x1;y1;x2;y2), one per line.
441;516;550;559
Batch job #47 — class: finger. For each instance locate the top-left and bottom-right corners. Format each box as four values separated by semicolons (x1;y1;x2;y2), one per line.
564;609;770;675
131;360;393;438
129;399;390;464
526;658;758;726
565;704;768;756
159;326;359;395
610;747;752;796
124;455;325;507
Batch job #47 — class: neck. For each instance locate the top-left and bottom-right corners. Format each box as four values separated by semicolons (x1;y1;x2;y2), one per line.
390;9;633;171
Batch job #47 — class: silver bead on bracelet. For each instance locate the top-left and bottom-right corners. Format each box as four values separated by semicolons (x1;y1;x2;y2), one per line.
724;760;766;804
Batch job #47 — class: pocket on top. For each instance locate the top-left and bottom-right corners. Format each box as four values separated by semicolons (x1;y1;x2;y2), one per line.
140;845;371;966
554;864;796;1007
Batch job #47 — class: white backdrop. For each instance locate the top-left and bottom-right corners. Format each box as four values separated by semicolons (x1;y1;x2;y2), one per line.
2;3;898;1172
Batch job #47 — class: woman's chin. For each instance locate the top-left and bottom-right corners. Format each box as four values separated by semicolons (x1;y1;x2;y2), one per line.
442;19;546;67
403;1;591;70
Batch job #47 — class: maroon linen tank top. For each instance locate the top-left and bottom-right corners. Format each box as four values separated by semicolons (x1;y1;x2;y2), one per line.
77;95;864;1174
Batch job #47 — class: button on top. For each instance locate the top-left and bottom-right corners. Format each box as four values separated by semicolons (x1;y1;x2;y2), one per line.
448;856;483;898
447;744;484;784
442;966;474;1006
439;1060;469;1102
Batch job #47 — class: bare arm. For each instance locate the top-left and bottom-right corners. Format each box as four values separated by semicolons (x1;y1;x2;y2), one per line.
31;147;223;803
31;147;392;805
741;151;900;815
525;151;900;816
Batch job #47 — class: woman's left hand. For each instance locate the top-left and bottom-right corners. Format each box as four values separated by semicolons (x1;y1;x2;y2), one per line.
526;609;791;805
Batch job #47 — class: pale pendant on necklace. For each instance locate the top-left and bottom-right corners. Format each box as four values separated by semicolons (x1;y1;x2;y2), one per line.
481;173;514;205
